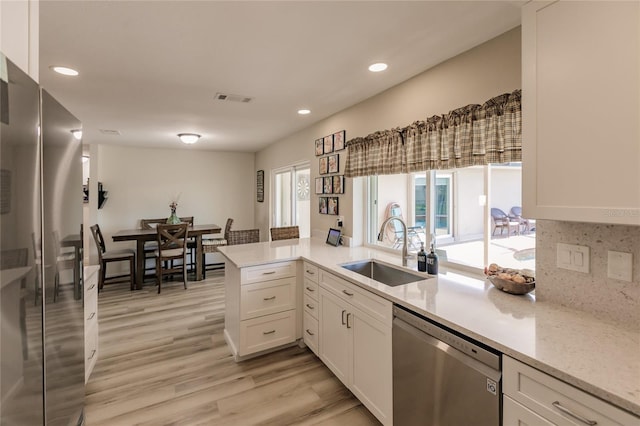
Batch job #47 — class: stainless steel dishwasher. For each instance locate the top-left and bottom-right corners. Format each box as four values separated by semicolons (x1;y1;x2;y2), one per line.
393;305;502;426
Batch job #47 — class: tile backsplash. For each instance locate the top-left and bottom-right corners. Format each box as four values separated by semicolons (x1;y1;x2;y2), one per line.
535;220;640;328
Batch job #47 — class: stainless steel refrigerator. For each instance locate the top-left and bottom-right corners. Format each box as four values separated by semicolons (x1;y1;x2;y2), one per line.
0;53;84;425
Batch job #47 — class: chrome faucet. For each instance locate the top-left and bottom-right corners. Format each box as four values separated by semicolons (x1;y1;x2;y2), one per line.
377;216;411;266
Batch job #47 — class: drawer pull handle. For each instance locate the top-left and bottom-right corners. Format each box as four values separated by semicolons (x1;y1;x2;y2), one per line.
341;309;346;325
88;349;96;360
263;330;276;335
263;296;276;301
306;303;314;309
306;270;315;275
88;284;96;291
262;271;276;275
87;312;96;320
552;401;597;425
346;312;352;329
305;287;315;292
342;290;354;296
305;329;315;336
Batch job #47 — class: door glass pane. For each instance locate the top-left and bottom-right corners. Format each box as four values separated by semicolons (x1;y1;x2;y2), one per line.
274;171;292;227
434;175;451;236
413;174;427;228
294;167;310;238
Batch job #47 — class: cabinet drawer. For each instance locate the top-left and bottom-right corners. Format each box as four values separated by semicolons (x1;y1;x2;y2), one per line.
240;277;296;320
241;261;296;284
503;395;553;425
503;356;639;425
239;310;296;356
303;293;318;319
303;278;319;299
84;322;98;383
303;262;319;283
319;270;392;326
303;311;319;355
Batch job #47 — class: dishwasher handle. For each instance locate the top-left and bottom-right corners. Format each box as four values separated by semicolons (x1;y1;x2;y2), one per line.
393;317;502;383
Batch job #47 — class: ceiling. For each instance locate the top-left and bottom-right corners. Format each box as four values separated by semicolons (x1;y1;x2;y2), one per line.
39;1;523;153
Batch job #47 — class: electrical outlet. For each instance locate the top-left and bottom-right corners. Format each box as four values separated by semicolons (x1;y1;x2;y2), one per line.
556;243;590;273
607;251;633;282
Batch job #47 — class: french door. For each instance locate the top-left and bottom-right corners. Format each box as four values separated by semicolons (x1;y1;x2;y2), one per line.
273;163;310;238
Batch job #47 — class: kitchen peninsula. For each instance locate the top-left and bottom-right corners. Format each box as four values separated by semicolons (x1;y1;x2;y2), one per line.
218;237;639;423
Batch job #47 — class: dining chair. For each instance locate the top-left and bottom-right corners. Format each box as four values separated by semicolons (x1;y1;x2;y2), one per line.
154;223;189;294
270;226;300;241
509;206;536;234
202;218;233;278
227;226;260;245
141;217;196;276
52;230;76;302
90;224;136;291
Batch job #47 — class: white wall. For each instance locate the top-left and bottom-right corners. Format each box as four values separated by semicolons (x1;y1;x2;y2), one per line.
256;27;522;244
96;145;255;256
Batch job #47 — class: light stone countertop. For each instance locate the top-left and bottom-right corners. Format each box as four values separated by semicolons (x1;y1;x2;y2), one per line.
217;237;640;417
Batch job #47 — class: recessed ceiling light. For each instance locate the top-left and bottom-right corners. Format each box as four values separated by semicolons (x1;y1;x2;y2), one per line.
71;129;83;140
368;63;388;72
298;109;311;115
178;133;201;144
50;66;79;76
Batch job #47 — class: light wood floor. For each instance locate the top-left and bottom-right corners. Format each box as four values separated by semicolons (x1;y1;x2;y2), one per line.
85;272;380;425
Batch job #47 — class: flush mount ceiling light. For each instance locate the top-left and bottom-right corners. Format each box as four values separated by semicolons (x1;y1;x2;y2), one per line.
368;62;388;72
178;133;201;144
71;129;83;140
297;109;311;115
50;66;79;76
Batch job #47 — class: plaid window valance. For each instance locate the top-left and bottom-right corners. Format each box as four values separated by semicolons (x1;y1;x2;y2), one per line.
344;90;521;177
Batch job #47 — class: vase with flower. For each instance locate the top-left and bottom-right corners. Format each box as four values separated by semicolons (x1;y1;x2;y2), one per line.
167;201;181;224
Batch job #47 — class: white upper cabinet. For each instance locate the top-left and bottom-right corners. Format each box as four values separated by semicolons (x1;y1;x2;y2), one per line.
522;0;640;225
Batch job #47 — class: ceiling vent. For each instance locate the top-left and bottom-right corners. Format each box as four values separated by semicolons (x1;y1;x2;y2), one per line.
99;129;121;136
215;92;253;103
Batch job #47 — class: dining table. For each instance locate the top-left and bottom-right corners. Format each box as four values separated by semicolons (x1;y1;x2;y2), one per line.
112;223;221;290
61;234;83;300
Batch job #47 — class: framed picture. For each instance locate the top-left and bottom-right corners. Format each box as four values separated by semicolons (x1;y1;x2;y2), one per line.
333;130;346;151
315;177;324;194
315;138;324;156
328;154;339;173
323;176;332;194
319;197;328;214
332;175;344;194
326;228;341;246
323;135;334;154
319;156;328;175
328;197;339;215
256;170;264;202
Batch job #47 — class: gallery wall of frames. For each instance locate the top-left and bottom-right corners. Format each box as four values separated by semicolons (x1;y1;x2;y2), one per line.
315;130;345;215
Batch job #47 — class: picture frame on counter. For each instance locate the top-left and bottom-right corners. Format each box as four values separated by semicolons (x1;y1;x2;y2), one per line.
333;130;345;151
315;177;324;194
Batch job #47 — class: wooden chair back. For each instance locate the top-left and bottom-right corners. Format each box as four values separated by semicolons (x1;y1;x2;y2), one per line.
89;224;107;261
156;223;189;256
270;226;299;241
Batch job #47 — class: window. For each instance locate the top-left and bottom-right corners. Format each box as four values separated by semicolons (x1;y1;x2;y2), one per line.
273;163;310;237
368;163;535;272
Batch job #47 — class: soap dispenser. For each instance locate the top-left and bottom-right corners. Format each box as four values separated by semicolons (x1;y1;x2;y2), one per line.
426;243;438;275
417;243;427;272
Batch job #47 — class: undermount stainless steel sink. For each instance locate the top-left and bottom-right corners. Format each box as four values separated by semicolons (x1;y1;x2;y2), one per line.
341;260;426;287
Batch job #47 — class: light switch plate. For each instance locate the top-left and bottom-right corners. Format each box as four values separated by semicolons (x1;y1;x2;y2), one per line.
557;243;590;273
607;251;633;282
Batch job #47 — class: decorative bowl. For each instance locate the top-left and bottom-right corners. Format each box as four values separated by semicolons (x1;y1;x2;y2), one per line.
487;275;535;295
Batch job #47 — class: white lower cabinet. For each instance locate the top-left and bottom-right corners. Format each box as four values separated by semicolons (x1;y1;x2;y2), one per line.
224;260;299;360
84;266;99;383
503;356;639;425
319;271;392;426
